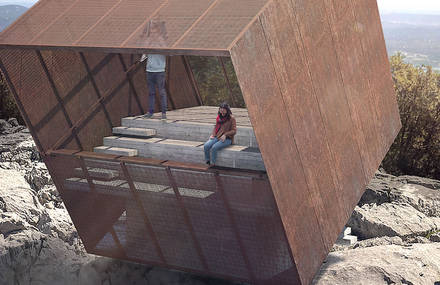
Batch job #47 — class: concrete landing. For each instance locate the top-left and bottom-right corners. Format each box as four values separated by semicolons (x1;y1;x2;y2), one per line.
102;135;265;171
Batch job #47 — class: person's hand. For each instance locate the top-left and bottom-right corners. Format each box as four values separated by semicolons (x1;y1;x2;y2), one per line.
210;135;215;139
220;135;226;142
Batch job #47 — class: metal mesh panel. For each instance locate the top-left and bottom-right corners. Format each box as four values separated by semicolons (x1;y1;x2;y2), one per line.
176;0;268;49
78;0;165;46
32;0;121;45
220;174;293;280
0;0;72;44
123;0;215;48
44;151;295;283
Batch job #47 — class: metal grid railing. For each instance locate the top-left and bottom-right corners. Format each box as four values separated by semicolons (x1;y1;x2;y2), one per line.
45;150;297;284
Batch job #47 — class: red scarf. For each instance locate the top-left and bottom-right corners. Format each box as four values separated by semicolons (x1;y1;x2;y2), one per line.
215;115;229;135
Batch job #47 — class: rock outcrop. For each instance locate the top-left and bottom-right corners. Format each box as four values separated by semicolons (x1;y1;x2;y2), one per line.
1;120;440;284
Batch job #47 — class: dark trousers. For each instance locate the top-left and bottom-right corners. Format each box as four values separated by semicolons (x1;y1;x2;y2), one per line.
147;71;167;114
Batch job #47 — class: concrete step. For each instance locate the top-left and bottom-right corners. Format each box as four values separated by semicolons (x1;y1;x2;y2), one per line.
102;136;265;171
121;117;258;148
94;146;138;157
113;126;156;138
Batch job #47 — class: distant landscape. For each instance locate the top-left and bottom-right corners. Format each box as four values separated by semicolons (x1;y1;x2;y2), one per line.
0;4;27;31
380;13;440;71
0;5;439;71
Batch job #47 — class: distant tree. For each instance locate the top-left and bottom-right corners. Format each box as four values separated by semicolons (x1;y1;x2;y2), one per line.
188;56;245;108
382;53;440;179
0;72;22;122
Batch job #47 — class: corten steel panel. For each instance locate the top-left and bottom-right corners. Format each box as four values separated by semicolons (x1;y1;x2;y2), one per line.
322;0;383;183
259;0;348;252
230;20;326;285
230;1;401;284
290;0;367;218
351;0;401;161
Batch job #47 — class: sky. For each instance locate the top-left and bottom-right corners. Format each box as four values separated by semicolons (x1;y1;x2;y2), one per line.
1;0;440;14
377;0;440;14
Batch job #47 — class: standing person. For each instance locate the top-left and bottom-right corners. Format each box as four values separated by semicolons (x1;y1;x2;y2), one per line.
204;103;236;166
140;20;168;120
140;53;167;120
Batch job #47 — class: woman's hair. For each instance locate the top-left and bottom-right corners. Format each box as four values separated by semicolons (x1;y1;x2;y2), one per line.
218;102;232;118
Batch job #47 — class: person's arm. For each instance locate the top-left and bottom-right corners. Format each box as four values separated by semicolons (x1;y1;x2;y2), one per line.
222;117;236;137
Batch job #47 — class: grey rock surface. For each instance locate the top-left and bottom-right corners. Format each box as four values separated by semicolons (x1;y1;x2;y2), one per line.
314;244;440;285
348;202;440;240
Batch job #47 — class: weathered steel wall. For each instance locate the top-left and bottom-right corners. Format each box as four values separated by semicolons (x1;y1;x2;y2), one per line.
0;49;200;153
230;0;401;284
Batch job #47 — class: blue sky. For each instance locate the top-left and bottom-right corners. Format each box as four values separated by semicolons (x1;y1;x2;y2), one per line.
1;0;440;14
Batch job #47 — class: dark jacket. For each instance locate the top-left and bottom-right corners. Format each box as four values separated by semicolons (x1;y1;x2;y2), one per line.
211;116;237;144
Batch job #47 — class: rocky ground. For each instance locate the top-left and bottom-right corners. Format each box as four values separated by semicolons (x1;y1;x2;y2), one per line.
1;119;440;285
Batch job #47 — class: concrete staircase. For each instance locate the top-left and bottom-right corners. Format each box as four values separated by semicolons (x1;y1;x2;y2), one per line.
93;116;265;171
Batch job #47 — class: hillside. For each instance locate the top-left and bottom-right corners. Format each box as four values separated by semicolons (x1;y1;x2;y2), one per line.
381;13;440;71
0;5;27;31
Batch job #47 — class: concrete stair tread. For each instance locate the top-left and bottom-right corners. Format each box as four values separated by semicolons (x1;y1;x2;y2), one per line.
113;126;156;137
94;146;138;157
122;116;258;148
103;135;264;171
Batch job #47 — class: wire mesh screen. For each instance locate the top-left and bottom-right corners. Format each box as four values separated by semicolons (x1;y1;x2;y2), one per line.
44;151;296;283
0;48;200;153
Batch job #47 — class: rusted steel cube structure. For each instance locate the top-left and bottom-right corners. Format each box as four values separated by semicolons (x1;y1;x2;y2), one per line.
0;0;401;284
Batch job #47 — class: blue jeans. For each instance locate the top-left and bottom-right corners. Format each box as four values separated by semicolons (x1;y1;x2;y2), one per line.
147;71;167;114
204;137;231;164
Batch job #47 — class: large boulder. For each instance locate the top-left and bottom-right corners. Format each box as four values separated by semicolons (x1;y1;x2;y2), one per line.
348;202;440;240
390;183;440;217
313;244;440;285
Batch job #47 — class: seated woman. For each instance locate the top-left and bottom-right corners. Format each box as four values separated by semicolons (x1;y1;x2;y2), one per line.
204;103;236;166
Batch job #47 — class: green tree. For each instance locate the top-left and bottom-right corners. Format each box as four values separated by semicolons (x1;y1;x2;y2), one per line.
382;53;440;179
0;72;22;121
188;56;245;108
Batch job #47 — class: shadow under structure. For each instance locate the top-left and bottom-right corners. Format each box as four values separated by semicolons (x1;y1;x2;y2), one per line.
0;0;401;284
